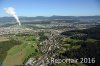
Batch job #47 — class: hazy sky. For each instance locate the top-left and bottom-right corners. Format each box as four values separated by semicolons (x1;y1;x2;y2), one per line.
0;0;100;17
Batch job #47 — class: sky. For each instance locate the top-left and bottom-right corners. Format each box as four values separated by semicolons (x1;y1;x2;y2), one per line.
0;0;100;17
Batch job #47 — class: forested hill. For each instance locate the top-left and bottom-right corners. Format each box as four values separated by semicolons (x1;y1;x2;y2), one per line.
58;25;100;66
61;25;100;40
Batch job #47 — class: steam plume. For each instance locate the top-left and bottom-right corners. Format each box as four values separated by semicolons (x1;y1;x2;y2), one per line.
4;7;21;26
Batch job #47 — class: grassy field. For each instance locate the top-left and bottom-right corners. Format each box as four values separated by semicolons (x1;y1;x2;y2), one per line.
0;35;21;64
3;44;37;66
0;36;9;42
1;34;39;66
3;47;26;66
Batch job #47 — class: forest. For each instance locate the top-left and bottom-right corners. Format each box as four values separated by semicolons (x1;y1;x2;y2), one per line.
56;25;100;66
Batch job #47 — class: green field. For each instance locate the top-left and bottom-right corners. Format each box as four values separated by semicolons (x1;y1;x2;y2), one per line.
0;33;39;66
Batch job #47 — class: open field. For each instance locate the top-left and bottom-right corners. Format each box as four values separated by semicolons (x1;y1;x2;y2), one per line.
3;42;38;66
3;48;26;66
0;34;39;66
0;36;9;42
0;36;21;64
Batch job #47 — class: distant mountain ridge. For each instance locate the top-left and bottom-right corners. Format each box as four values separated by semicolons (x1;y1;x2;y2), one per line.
0;16;100;23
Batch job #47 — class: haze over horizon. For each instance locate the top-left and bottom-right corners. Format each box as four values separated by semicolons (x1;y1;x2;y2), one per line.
0;0;100;17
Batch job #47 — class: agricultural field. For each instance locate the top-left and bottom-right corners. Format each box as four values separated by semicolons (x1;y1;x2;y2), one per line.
0;36;9;42
0;33;39;66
